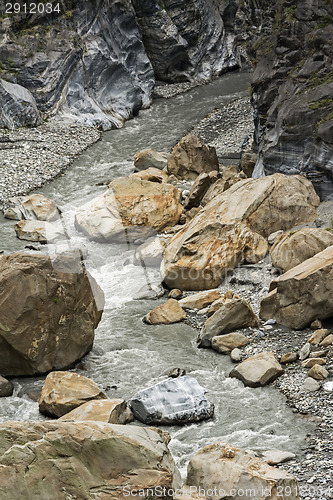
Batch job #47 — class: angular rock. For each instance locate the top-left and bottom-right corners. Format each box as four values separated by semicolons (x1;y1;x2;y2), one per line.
301;358;326;369
75;176;182;242
240;135;257;178
201;167;246;206
183;172;212;210
212;333;250;354
298;343;311;361
167;135;219;181
270;228;333;272
134;148;169;171
4;194;60;221
280;352;298;365
162;174;318;290
178;290;221;310
0;79;41;128
134;236;167;268
14;220;65;243
307;364;329;381
0;376;14;397
186;442;300;499
229;352;284;388
310;319;322;330
144;299;186;325
308;329;329;345
309;350;328;359
320;334;333;347
131;167;169;183
198;295;258;347
261;450;296;466
260;246;333;329
60;399;134;424
129;376;214;425
0;421;179;498
39;371;107;418
0;252;104;376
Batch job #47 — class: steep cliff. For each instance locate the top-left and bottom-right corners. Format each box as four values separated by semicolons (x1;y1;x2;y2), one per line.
238;0;333;199
0;0;239;130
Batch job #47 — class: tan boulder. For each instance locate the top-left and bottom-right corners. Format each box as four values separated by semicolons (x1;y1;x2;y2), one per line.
145;299;186;324
162;174;318;290
178;290;221;310
75;176;182;242
131;167;169;183
167;135;219;180
229;352;284;388
39;371;107;418
270;228;333;272
0;252;104;376
198;295;258;347
14;220;65;243
134;148;169;170
186;442;300;500
4;193;60;221
60;399;133;424
307;329;329;345
307;364;329;380
211;333;250;353
0;421;180;499
260;246;333;329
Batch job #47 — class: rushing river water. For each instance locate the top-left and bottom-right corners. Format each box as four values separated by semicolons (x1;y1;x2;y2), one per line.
0;71;313;476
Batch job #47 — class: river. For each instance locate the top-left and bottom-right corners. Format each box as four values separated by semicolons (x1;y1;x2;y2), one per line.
0;70;313;477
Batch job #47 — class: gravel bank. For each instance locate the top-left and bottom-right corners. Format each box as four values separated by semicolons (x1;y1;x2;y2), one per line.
0;121;101;211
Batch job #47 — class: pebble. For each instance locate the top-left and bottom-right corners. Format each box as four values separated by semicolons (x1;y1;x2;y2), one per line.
299;342;311;361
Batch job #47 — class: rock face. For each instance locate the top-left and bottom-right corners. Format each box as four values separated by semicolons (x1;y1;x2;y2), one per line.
134;149;169;171
4;194;60;221
238;0;333;199
60;399;134;424
271;228;333;272
229;352;284;388
75;176;182;242
39;371;107;418
260;246;333;329
167;135;219;180
186;442;300;500
145;299;186;325
198;295;258;347
129;376;214;425
0;252;104;376
0;79;41;128
0;421;180;499
162;174;319;290
14;220;65;243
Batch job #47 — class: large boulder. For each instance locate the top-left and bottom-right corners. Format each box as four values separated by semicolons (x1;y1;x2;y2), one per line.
4;194;60;221
167;135;219;180
0;79;41;128
0;421;180;499
134;148;169;171
198;295;258;347
144;299;186;325
270;228;333;272
39;371;107;418
14;220;65;243
129;376;214;425
0;252;104;376
162;174;318;290
75;176;182;242
60;399;134;424
260;246;333;329
186;442;300;499
229;352;284;388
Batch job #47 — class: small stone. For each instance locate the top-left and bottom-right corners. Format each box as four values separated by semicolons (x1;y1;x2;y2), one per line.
309;350;327;358
230;348;242;363
168;289;183;299
280;352;298;364
301;358;326;368
261;449;296;465
298;343;311;361
307;364;329;380
263;324;273;330
300;377;320;392
144;299;186;324
212;333;250;354
310;319;322;330
319;333;333;347
168;368;186;378
263;319;276;325
307;329;329;345
268;230;284;246
0;376;14;397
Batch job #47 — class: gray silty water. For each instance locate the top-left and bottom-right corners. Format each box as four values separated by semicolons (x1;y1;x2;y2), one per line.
0;71;313;476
